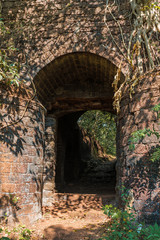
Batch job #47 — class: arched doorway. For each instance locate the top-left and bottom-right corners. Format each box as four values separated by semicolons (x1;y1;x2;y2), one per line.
33;52;124;207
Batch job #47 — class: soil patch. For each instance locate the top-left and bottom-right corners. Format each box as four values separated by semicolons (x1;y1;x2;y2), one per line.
31;207;110;240
31;183;116;240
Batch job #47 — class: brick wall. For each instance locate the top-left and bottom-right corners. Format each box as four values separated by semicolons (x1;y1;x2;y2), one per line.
0;85;45;223
117;69;160;224
1;0;130;80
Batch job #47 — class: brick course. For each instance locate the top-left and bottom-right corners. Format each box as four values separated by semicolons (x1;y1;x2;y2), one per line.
0;85;45;223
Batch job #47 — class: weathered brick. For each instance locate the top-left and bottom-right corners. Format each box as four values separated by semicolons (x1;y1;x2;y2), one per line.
134;109;157;124
1;183;16;193
12;163;28;174
134;144;149;154
0;153;15;162
1;162;12;173
29;184;37;193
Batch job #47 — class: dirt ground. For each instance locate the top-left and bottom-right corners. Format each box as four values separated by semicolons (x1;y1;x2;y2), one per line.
30;183;116;240
0;183;115;240
31;207;110;240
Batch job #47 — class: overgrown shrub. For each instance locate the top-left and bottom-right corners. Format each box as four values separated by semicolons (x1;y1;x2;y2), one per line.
98;186;160;240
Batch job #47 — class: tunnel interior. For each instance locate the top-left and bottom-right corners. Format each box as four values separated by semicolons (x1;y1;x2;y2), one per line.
55;111;117;195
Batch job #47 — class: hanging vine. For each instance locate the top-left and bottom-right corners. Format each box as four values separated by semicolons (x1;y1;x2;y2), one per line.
104;0;160;113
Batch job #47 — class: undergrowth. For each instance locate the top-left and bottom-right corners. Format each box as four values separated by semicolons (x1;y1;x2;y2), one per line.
0;225;32;240
98;186;160;240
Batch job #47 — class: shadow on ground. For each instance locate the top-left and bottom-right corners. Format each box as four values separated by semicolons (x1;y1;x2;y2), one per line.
43;182;116;218
42;222;108;240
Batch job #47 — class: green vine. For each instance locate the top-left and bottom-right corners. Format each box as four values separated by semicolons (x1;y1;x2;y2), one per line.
129;103;160;162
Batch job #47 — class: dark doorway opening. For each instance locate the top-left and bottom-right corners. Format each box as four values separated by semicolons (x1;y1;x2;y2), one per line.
55;110;117;197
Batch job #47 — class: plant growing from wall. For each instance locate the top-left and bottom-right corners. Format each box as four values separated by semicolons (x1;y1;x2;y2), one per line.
104;0;160;112
129;103;160;162
0;2;45;221
0;5;40;131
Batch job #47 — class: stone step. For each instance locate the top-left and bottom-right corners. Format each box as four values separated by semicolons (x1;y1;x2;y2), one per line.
43;192;116;216
53;193;115;209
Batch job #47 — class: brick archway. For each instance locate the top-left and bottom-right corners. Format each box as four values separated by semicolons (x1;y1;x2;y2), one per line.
33;52;124;207
34;52;125;112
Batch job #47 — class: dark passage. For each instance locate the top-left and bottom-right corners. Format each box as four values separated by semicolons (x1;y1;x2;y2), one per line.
55;111;116;196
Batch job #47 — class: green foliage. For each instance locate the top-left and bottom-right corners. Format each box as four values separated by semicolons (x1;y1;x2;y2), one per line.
0;17;21;86
0;225;32;240
129;104;160;162
98;187;139;239
150;146;160;162
0;235;10;239
143;1;160;10
78;110;116;156
140;223;160;240
152;103;160;118
14;225;32;240
98;186;160;240
98;221;160;240
129;128;159;151
9;194;19;204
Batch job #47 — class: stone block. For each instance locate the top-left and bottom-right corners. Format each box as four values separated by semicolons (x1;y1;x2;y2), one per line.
12;163;28;174
1;162;12;173
134;144;148;154
1;183;16;193
134;109;157;124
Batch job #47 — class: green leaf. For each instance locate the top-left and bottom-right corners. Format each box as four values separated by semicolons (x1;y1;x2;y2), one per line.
0;238;11;240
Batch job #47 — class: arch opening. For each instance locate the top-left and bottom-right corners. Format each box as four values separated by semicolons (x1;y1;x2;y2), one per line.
34;52;124;114
34;52;125;206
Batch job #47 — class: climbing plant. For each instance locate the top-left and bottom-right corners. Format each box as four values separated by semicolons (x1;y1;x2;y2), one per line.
104;0;160;112
129;103;160;162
